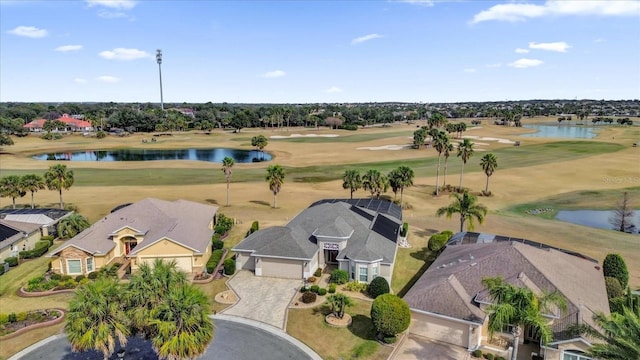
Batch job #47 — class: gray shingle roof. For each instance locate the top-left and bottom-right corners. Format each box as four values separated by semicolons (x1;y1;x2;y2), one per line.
50;198;217;256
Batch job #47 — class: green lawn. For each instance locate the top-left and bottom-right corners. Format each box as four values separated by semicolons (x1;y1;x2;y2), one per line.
391;226;437;297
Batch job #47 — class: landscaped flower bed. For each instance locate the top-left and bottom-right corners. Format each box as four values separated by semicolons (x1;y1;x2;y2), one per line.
21;263;121;294
0;309;64;337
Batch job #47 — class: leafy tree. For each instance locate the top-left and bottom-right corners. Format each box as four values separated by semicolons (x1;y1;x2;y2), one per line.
0;133;14;147
44;164;74;209
571;307;640;360
0;175;26;209
251;134;268;155
481;277;567;360
436;191;488;232
342;169;362;199
20;174;45;209
609;192;636;233
221;156;234;207
327;293;354;319
456;138;474;192
603;253;629;289
265;164;285;208
432;130;449;196
362;169;388;199
57;213;91;238
370;294;411;339
412;128;427;149
479;153;498;194
368;277;390;299
43;119;66;132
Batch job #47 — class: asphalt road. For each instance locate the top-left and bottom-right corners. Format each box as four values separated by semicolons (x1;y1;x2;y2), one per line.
15;319;313;360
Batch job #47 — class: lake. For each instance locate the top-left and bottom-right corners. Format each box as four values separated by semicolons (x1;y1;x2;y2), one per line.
32;148;272;163
521;125;597;139
555;210;639;234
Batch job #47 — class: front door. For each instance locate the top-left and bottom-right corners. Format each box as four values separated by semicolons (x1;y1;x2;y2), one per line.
125;241;137;255
325;250;339;264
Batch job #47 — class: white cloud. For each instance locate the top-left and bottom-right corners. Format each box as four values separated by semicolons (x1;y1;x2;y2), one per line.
529;41;571;52
86;0;136;10
99;48;150;60
463;68;477;73
74;78;87;84
7;26;48;38
515;48;530;54
55;45;83;52
508;58;544;68
486;63;502;68
352;33;383;45
594;38;605;43
394;0;434;6
325;86;343;93
471;0;640;24
96;75;120;83
261;70;286;78
98;10;131;19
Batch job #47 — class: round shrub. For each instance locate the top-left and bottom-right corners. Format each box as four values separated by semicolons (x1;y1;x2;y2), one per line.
5;257;18;267
318;288;327;296
310;285;320;294
472;349;483;358
212;239;224;250
223;258;235;275
368;276;390;299
96;130;106;139
75;275;86;282
307;276;317;283
603;254;629;289
314;268;323;277
428;233;448;252
382;335;398;344
87;271;98;280
370;294;411;337
605;276;625;299
301;291;317;304
328;283;337;294
300;286;309;293
609;296;626;314
50;273;62;281
484;354;495;360
330;269;349;285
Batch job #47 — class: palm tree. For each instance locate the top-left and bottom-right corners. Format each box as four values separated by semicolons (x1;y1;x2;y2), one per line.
571;307;640;360
66;277;129;360
436;191;488;232
221;156;234;206
481;277;567;360
342;169;362;199
442;141;454;190
0;175;26;209
456;138;474;192
265;164;285;208
327;293;354;319
57;213;91;238
20;174;45;209
362;169;388;199
432;131;449;196
44;164;74;209
480;153;498;194
388;166;414;207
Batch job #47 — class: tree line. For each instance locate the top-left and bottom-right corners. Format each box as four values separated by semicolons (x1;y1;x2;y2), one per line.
0;164;74;209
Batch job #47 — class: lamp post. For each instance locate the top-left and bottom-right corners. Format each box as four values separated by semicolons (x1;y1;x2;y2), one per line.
156;49;164;111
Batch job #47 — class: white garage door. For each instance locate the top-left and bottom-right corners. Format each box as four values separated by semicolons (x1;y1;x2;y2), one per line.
410;312;469;348
142;256;192;273
261;258;302;279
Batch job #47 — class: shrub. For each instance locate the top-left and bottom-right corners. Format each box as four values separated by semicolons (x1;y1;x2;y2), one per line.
609;296;627;314
472;349;483;358
212;239;224;250
56;279;77;290
75;275;86;282
87;271;98;280
8;313;17;323
50;272;62;281
605;277;625;299
339;124;358;131
246;221;259;237
368;276;390;299
318;288;327;296
60;275;72;281
223;258;235;275
96;130;107;139
400;222;409;237
328;283;336;294
314;267;323;277
214;213;234;235
306;276;316;283
440;230;454;240
330;269;349;285
300;286;309;293
428;232;449;252
16;312;28;322
603;254;629;289
0;314;8;325
301;291;317;304
484;354;495;360
310;285;320;294
206;249;225;273
344;281;368;293
40;235;55;245
5;257;18;267
0;266;4;276
382;335;398;344
370;294;411;337
496;357;506;360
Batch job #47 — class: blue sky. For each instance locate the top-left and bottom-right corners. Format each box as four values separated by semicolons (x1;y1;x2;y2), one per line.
1;0;639;103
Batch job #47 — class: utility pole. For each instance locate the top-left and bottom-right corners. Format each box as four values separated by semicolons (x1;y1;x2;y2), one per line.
156;49;164;111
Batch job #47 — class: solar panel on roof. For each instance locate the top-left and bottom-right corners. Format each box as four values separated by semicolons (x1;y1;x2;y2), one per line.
0;224;20;241
371;214;400;241
309;198;402;221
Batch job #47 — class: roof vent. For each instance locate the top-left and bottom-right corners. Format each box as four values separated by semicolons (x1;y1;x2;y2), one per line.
470;262;477;267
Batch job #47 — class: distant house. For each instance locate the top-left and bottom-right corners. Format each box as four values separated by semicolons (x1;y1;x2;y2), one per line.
24;114;93;132
403;232;609;360
233;199;402;283
49;198;218;276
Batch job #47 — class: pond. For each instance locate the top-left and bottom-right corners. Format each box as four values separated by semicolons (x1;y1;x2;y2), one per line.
32;148;271;163
521;125;597;139
555;210;640;234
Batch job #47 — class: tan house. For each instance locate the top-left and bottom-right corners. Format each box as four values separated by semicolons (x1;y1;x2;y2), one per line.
49;198;218;275
0;220;42;262
403;232;609;360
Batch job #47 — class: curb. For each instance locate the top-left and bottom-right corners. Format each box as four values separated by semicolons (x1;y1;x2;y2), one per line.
7;334;67;360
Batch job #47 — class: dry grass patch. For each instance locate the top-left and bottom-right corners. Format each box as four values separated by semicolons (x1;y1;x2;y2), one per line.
0;322;65;360
194;278;231;314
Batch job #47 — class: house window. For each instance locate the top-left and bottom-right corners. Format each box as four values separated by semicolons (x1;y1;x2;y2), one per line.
86;257;94;272
359;266;368;282
351;262;355;280
67;259;82;274
372;264;378;278
563;351;592;360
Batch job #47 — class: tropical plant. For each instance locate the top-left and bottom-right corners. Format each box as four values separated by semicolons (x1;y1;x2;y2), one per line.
57;213;91;238
370;294;411;340
436;191;488;232
481;277;567;360
432;130;449;196
44;164;74;209
456;138;474;192
265;164;285;208
362;169;388;199
442;141;454;188
20;174;45;209
479;153;498;194
570;307;640;360
389;166;414;207
327;293;354;319
342;169;362;199
603;253;629;289
0;175;26;209
221;156;234;207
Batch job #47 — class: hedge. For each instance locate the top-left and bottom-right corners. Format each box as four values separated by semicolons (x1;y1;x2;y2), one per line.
603;254;629;289
400;222;409;237
368;277;390;299
246;221;259;237
5;257;18;267
223;258;235;275
206;249;225;273
19;241;51;259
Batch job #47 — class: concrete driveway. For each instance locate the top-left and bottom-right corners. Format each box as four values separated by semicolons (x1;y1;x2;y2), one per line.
392;334;470;360
222;270;302;330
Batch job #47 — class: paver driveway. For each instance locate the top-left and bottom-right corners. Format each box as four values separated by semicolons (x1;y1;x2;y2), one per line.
222;270;302;329
393;334;470;360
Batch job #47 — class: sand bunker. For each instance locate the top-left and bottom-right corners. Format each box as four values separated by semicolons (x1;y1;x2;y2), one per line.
462;135;515;144
357;145;412;151
270;134;339;139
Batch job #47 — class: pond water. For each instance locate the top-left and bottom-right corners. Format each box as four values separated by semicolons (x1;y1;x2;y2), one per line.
521;125;597;139
555;210;640;234
32;148;271;163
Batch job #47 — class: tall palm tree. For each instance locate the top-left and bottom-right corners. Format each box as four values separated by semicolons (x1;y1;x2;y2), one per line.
392;166;414;207
571;307;640;360
456;138;474;192
362;169;388;199
20;174;45;209
342;169;362;199
481;277;567;360
265;164;285;208
480;153;498;194
57;213;91;238
221;156;234;206
436;191;488;232
44;164;74;209
432;131;449;196
442;141;454;189
66;277;129;360
0;175;26;209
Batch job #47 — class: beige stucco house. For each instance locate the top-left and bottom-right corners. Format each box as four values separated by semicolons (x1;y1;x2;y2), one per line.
403;232;610;360
49;198;218;275
0;220;42;262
